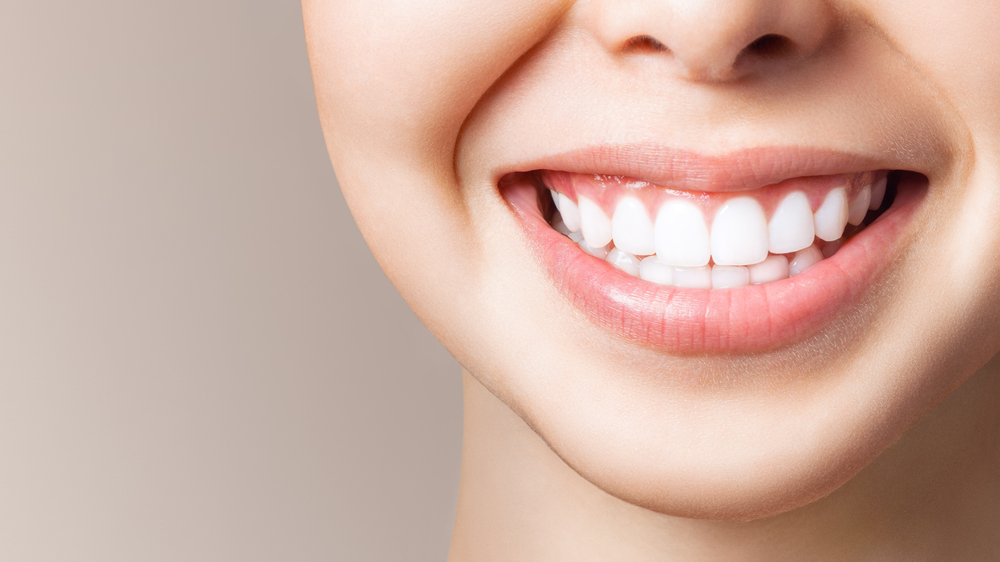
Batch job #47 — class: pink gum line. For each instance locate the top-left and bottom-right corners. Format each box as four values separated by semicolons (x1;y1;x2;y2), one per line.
541;170;887;217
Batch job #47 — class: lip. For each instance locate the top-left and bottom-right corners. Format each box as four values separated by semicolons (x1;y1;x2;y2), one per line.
502;162;925;354
494;144;889;193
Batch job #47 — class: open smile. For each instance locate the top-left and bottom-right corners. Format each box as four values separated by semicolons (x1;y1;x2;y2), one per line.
501;147;927;353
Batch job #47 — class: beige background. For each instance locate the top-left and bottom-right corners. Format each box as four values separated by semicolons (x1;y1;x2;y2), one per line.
1;1;461;560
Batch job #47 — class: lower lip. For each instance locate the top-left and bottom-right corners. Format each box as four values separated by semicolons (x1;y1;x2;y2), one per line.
505;177;924;353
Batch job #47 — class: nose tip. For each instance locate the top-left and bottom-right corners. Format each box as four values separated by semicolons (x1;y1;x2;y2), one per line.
588;0;835;83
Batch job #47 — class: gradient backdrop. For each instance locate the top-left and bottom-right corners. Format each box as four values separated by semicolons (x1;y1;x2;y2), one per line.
1;1;462;560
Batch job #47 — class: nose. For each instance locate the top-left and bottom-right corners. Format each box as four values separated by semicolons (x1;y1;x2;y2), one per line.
584;0;836;82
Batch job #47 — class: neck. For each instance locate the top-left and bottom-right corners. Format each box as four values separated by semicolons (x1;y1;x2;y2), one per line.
449;359;1000;561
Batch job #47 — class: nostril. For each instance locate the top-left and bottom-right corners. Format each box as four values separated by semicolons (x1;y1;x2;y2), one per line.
744;34;792;58
623;34;669;54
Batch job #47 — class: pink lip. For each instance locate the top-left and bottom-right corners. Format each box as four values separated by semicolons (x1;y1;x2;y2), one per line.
504;171;924;354
498;144;886;192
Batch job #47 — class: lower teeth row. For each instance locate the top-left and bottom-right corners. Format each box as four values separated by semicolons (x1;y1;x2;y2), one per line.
553;212;848;289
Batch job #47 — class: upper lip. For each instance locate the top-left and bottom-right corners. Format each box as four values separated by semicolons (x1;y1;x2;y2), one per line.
495;144;891;192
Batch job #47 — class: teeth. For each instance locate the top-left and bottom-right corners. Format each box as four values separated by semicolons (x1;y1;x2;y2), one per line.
749;255;789;284
673;265;713;289
654;199;711;267
551;173;892;288
559;193;582;232
552;213;573;236
579;196;612;248
612;197;656;255
813;187;848;242
549;189;561;212
607;248;641;276
710;197;769;266
869;177;887;210
711;265;750;289
848;185;871;226
789;245;823;276
768;191;816;254
579;238;609;259
639;256;674;285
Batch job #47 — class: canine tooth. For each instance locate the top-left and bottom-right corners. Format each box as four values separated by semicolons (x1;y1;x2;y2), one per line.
579;239;609;259
568;230;584;243
711;197;769;266
550;189;561;212
869;177;887;210
768;191;815;254
639;256;674;285
789;245;823;276
559;193;582;232
579;196;612;248
712;265;750;289
749;255;789;284
814;187;848;242
552;213;572;236
607;248;641;277
848;185;871;226
612;197;656;255
673;266;713;289
654;199;711;267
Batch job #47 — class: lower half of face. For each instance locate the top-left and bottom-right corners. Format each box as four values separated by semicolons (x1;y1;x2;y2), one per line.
308;0;1000;518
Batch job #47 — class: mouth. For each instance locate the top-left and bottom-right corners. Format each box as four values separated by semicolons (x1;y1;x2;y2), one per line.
500;149;927;353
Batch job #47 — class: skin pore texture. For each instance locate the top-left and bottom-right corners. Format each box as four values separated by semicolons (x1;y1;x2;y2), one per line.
304;0;1000;559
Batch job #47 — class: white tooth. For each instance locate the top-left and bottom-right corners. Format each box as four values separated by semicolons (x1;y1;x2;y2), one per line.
869;177;887;210
607;248;640;277
639;256;674;285
579;196;612;249
612;197;656;256
654;199;711;267
579;239;609;259
749;255;789;284
822;239;842;258
848;185;871;226
559;193;582;232
568;230;584;243
789;245;823;276
550;189;561;212
711;265;750;289
813;187;848;242
711;197;769;266
768;191;815;254
673;266;713;289
552;213;572;236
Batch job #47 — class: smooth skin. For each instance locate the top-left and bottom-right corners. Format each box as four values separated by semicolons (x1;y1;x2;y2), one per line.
304;1;1000;559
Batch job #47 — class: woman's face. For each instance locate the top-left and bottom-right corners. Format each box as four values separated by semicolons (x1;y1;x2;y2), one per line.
305;0;1000;518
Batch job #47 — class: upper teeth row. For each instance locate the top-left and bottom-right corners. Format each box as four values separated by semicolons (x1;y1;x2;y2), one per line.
550;179;886;267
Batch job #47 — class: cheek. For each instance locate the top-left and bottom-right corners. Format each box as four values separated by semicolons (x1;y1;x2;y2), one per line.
867;0;1000;385
306;0;572;175
304;0;574;344
939;164;1000;360
874;1;1000;143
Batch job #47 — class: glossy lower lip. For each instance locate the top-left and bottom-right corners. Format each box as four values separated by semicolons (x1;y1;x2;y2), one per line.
505;174;925;354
